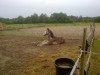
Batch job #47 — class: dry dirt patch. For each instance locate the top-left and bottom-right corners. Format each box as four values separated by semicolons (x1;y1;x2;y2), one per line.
0;26;90;75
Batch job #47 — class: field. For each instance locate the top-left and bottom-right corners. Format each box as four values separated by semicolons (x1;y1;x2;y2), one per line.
89;26;100;75
0;23;100;75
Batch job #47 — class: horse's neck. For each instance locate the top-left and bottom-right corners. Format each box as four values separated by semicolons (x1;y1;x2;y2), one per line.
50;35;56;39
47;29;56;39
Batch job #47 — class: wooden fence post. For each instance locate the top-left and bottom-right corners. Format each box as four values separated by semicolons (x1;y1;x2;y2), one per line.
80;28;87;75
93;23;95;38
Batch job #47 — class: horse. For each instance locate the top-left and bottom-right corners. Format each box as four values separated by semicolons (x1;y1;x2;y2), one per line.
43;28;65;44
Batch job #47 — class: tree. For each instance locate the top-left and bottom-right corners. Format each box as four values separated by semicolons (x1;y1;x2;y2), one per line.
29;13;39;23
39;13;48;23
15;16;25;24
78;15;83;22
0;13;99;24
94;16;100;23
50;12;69;23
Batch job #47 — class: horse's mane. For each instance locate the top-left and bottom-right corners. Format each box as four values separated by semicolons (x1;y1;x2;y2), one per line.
47;28;55;38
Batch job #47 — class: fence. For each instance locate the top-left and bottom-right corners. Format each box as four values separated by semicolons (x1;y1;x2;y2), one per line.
70;23;95;75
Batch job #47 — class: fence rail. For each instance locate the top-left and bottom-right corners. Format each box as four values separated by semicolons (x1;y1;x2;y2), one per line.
70;23;95;75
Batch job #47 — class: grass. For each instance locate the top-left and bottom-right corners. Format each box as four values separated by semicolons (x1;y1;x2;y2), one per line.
0;23;100;75
0;28;79;75
89;39;100;75
5;22;97;30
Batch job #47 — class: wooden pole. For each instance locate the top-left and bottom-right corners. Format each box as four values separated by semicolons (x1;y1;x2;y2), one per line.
70;51;82;75
80;28;87;75
93;22;95;38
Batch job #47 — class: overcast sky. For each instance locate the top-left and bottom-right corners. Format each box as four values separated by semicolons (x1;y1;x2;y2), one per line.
0;0;100;18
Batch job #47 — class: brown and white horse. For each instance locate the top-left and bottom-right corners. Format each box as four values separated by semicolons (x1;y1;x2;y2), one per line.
37;28;65;46
43;28;65;44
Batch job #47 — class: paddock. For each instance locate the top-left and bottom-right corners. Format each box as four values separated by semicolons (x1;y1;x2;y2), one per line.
0;25;100;75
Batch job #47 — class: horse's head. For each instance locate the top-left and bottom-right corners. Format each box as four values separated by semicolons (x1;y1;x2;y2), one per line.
43;28;49;36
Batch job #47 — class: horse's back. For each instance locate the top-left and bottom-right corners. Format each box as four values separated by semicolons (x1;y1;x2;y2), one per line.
54;37;65;44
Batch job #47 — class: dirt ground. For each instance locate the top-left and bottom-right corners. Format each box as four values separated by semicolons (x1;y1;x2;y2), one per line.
0;26;99;75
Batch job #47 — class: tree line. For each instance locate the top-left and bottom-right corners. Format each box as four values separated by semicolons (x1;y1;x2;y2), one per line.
0;12;100;24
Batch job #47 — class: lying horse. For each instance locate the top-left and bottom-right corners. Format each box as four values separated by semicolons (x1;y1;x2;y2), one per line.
37;28;65;46
43;28;65;44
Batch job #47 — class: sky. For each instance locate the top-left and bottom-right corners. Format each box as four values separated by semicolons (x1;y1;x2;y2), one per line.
0;0;100;18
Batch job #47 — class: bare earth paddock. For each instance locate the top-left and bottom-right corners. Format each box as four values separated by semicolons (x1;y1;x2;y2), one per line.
0;26;100;75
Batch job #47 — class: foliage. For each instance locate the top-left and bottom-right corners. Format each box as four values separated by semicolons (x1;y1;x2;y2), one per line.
0;12;99;24
94;16;100;23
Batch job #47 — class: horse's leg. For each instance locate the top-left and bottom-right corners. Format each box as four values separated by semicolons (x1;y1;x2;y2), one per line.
47;35;51;41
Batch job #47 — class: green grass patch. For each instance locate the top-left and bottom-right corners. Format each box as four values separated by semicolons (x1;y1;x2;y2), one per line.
4;23;100;30
5;23;95;30
89;39;100;75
